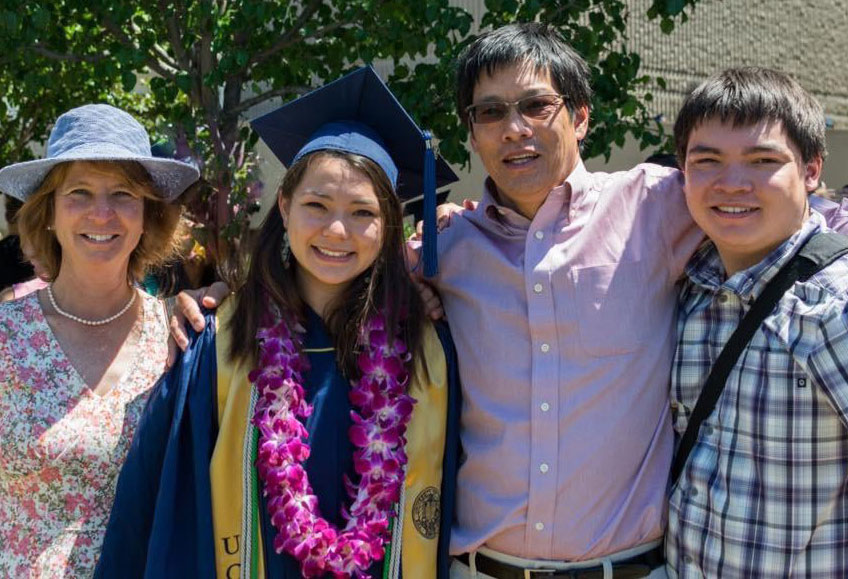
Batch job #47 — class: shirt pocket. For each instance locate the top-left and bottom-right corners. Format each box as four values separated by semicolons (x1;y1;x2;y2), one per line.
573;261;651;356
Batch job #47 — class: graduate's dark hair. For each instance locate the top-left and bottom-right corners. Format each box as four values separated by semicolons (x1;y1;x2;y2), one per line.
455;22;592;126
228;150;425;378
674;67;827;166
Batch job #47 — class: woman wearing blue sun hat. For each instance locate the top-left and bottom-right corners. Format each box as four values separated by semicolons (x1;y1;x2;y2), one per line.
0;103;198;576
97;67;461;578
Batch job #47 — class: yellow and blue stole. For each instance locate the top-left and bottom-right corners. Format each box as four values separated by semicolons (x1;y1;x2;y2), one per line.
210;301;453;578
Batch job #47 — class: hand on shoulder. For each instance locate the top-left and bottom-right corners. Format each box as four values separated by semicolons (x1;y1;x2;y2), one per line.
168;281;231;353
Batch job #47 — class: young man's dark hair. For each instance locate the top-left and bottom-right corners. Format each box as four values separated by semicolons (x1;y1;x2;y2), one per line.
674;66;826;165
454;22;592;126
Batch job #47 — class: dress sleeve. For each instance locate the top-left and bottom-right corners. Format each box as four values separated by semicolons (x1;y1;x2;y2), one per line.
95;312;219;579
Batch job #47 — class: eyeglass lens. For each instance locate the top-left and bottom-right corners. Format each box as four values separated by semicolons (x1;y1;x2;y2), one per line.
469;95;563;124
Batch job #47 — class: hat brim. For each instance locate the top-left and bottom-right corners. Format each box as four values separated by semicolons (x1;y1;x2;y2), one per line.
0;146;200;202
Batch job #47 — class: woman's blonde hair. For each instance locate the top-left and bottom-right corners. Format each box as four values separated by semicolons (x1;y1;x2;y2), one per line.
17;160;184;282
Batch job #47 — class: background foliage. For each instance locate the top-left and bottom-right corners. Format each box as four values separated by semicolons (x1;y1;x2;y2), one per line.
0;0;700;261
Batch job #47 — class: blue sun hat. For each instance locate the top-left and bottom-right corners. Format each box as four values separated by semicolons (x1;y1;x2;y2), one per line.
0;104;200;202
250;66;458;277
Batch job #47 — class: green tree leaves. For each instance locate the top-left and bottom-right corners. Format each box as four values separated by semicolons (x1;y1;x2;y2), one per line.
0;0;698;248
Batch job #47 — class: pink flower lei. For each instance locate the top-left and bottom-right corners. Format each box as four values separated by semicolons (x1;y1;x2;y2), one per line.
248;311;416;577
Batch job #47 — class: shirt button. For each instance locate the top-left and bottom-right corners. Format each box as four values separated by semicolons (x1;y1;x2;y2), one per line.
684;555;693;564
717;292;729;304
540;463;549;473
534;230;544;240
533;283;543;294
703;425;714;436
797;377;807;387
540;343;551;353
688;488;699;498
535;522;544;531
540;402;550;412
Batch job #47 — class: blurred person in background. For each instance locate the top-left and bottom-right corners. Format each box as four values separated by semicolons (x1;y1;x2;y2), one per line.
0;236;49;302
0;195;36;290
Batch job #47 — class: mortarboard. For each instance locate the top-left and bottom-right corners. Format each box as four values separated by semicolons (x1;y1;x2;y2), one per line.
250;65;458;277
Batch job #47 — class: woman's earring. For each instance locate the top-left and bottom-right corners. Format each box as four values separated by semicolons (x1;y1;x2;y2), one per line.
280;231;291;269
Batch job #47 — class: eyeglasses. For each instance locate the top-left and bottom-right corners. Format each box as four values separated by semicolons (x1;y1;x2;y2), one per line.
465;94;566;124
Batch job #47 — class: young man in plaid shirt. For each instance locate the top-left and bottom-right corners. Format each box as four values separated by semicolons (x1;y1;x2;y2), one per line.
667;67;848;577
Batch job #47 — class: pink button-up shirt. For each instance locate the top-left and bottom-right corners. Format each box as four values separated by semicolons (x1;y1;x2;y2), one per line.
436;162;703;560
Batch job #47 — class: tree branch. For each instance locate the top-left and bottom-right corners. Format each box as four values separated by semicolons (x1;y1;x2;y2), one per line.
247;0;324;68
159;0;191;69
100;15;179;79
29;44;106;63
125;19;181;71
250;20;351;71
227;85;309;118
547;0;584;21
150;42;182;72
196;28;219;114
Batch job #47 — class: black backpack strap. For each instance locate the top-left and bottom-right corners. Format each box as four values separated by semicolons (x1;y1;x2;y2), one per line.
670;231;848;485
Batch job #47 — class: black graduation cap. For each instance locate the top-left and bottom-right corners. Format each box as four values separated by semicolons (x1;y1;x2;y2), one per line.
251;66;459;277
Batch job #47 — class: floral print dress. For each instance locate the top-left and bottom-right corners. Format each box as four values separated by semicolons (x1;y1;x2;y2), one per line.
0;290;168;578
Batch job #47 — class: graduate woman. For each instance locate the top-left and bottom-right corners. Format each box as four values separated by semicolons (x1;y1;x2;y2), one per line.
97;67;460;579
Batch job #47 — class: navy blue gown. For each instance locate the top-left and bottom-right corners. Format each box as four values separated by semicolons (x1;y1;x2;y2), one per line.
95;310;460;578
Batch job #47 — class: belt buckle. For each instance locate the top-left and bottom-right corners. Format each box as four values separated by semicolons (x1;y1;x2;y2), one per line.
549;563;653;579
526;569;567;578
525;564;597;578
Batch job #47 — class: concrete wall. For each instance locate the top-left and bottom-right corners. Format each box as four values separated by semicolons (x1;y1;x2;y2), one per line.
626;0;848;128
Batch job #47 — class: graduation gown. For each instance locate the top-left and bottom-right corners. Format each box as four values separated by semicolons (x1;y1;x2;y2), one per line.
95;302;461;579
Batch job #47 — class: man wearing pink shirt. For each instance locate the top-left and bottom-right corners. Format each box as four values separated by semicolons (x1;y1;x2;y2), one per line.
444;23;696;578
442;23;847;579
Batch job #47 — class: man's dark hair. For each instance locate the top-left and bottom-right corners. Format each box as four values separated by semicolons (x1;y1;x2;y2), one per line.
455;22;592;126
674;67;826;165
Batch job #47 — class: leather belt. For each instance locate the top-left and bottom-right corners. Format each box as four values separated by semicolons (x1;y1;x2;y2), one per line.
455;546;664;579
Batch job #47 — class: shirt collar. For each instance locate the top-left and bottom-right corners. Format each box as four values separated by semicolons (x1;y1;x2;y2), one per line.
686;211;826;299
478;160;589;229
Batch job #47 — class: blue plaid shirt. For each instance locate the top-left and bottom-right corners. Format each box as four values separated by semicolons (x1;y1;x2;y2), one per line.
667;214;848;578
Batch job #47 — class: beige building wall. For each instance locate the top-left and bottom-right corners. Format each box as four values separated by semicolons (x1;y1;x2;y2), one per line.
625;0;848;128
594;0;848;188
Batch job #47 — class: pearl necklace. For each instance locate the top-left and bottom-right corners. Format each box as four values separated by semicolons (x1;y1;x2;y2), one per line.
47;284;137;326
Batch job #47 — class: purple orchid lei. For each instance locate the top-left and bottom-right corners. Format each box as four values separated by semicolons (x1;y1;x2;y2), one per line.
248;312;416;578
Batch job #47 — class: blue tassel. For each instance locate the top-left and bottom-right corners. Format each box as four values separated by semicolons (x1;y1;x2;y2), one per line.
423;130;437;277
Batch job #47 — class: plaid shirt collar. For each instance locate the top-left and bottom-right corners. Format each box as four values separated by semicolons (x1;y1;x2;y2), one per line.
684;211;826;300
